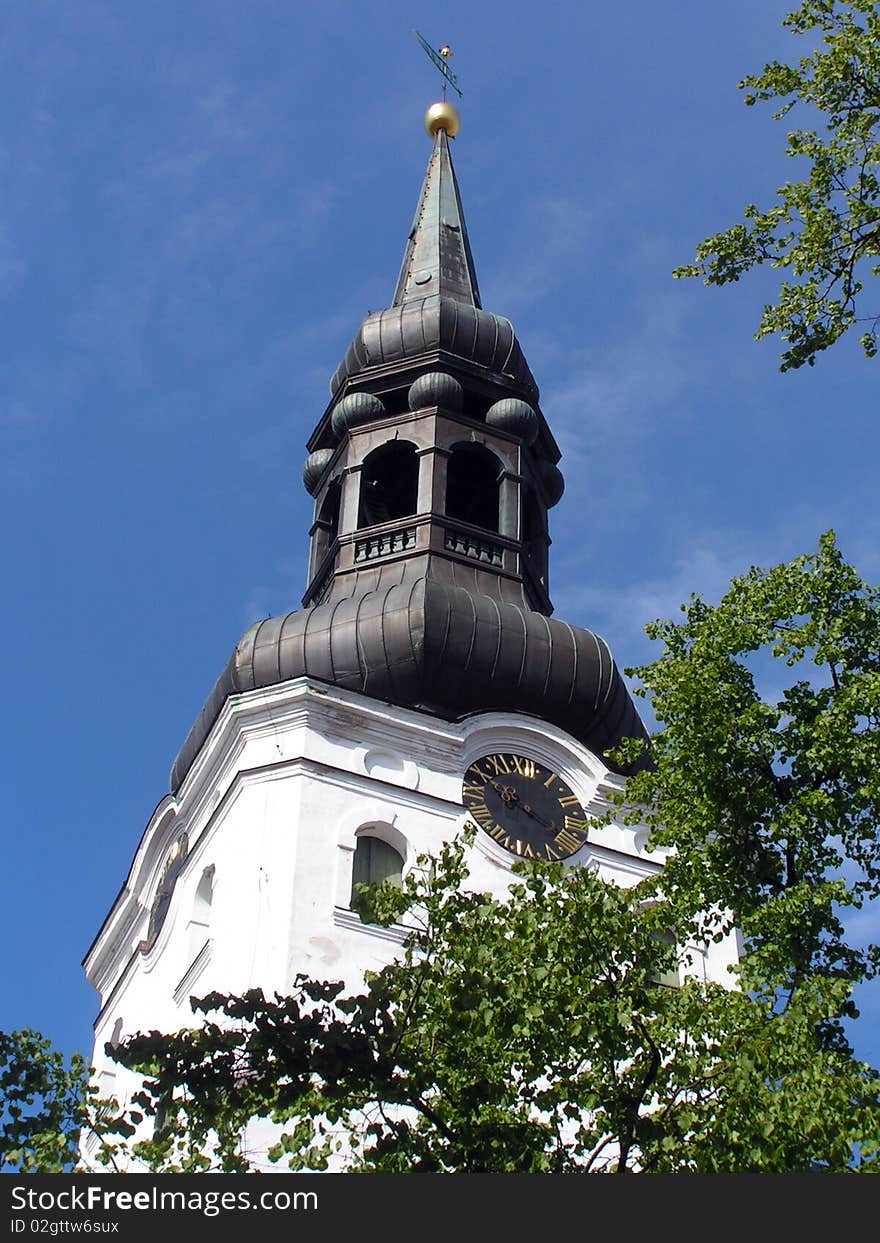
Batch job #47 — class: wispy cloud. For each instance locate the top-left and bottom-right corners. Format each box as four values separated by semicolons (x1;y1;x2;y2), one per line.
481;195;599;314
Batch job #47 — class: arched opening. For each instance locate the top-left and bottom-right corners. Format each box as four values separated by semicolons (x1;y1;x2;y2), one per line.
315;477;341;562
187;865;214;959
350;835;404;922
357;442;419;529
446;443;500;532
522;486;547;585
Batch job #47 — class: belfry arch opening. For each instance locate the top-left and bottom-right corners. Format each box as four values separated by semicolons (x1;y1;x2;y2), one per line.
522;486;547;584
314;477;342;564
358;442;419;529
445;442;500;532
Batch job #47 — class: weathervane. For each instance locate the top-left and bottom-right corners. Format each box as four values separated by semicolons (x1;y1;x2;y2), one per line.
413;30;462;100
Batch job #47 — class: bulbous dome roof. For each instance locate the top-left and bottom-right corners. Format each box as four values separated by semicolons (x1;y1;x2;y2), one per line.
330;295;539;401
170;579;648;793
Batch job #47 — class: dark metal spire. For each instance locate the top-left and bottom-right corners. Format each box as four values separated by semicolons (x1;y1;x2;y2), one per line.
167;106;650;796
391;128;481;308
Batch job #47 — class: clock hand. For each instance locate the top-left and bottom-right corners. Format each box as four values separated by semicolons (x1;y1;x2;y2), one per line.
486;780;558;830
521;803;556;830
487;779;520;806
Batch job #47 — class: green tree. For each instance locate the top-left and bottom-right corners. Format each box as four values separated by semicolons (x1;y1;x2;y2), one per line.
9;534;880;1172
112;837;880;1173
0;1029;135;1173
675;1;880;370
1;1030;90;1172
108;533;880;1173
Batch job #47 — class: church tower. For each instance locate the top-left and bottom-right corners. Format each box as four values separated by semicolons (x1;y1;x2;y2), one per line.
82;105;737;1152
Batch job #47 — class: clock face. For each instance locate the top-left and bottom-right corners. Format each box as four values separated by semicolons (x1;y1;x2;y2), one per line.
141;833;188;953
462;753;589;860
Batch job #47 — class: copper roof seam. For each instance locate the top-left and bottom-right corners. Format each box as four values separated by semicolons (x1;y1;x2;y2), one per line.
486;593;503;678
352;589;370;680
361;318;374;368
418;296;428;352
377;586;394;694
461;585;479;670
290;609;308;684
539;611;554;699
377;306;388;366
405;575;424;673
591;629;604;711
327;594;346;683
514;599;529;689
561;619;579;706
246;617;270;690
592;680;628;744
498;316;516;373
295;608;310;679
432;577;453;666
599;640;616;705
270;614;283;684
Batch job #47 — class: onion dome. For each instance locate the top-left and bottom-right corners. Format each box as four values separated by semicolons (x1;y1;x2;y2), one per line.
302;448;335;496
538;459;565;507
170;579;649;794
330;391;386;439
485;397;539;445
408;371;464;412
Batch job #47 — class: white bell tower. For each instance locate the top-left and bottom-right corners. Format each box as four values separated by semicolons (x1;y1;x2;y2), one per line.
82;108;738;1166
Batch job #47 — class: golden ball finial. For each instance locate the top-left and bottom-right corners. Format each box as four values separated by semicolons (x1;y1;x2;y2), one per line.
424;100;460;138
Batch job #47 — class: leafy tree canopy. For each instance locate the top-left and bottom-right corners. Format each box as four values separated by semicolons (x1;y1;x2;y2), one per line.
0;1029;135;1173
675;1;880;369
105;533;880;1173
5;533;879;1172
1;1030;89;1172
110;836;880;1173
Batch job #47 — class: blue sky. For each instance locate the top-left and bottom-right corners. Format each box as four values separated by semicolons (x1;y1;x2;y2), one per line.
2;0;878;1076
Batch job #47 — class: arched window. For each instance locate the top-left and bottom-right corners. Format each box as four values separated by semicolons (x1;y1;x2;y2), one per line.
651;930;681;989
315;477;341;561
357;442;419;529
446;443;500;532
522;486;547;584
350;835;404;921
187;865;214;958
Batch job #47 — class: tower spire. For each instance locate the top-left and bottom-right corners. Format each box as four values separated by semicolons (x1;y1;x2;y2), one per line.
391;125;481;309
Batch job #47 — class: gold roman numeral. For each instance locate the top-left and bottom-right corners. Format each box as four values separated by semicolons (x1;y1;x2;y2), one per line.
554;827;586;856
558;793;582;809
543;770;559;788
485;823;514;850
469;803;494;827
485;754;512;776
511;756;536;779
462;782;485;801
564;815;588;833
